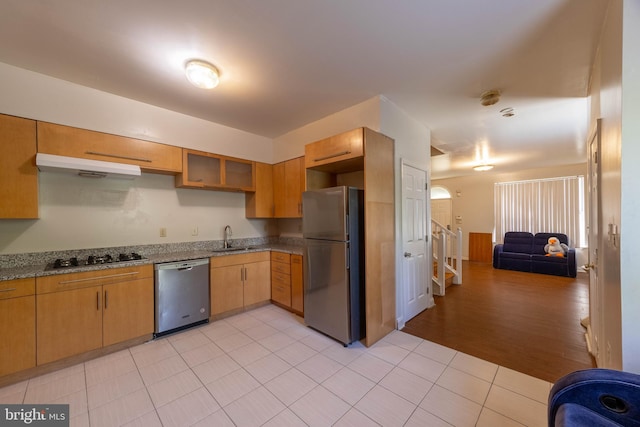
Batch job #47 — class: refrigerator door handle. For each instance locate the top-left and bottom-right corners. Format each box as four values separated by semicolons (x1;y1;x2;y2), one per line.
346;245;350;270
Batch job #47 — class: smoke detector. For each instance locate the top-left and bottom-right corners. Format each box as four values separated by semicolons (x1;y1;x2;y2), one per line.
480;90;501;106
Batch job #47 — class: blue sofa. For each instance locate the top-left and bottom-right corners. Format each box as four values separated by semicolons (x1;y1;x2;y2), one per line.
493;232;577;278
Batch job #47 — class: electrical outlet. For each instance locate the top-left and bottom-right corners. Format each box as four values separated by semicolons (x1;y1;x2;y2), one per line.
191;226;198;236
160;227;167;237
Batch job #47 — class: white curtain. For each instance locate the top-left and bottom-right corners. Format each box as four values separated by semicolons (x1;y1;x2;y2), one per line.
494;176;584;247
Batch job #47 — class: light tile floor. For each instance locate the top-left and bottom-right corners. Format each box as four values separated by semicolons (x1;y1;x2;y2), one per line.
0;305;552;426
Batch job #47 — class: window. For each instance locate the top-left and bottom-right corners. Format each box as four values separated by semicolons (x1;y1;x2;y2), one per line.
494;176;585;247
431;186;451;200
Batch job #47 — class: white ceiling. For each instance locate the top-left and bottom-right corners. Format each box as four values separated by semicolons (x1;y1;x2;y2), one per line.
0;0;608;179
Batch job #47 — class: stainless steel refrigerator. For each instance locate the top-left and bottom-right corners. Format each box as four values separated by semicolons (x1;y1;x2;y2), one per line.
302;186;365;346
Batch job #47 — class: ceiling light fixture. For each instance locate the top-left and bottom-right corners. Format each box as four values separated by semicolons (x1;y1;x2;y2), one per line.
480;89;501;106
185;60;220;89
473;164;494;172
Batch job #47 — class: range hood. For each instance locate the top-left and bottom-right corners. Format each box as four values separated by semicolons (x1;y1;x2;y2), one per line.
36;153;141;179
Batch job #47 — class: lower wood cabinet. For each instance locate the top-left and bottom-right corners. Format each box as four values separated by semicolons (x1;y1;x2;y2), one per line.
0;278;36;376
291;254;304;314
36;265;154;365
210;251;271;316
271;252;304;315
271;252;291;307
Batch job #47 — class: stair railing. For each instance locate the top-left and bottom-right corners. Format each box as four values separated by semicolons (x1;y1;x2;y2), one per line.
431;219;463;296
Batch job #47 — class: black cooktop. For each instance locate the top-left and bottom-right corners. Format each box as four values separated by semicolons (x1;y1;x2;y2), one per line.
48;253;145;270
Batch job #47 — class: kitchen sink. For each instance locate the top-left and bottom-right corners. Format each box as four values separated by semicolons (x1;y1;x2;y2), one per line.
211;246;256;253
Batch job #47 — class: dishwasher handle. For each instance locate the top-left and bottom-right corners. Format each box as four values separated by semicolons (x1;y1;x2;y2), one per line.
155;258;209;271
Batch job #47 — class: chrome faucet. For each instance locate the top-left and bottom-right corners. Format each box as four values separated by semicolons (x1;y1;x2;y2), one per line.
223;225;232;248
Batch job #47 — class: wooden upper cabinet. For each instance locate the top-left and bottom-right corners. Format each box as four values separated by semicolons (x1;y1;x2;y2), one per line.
0;114;38;219
37;121;182;174
176;148;255;192
305;128;364;172
274;156;305;218
246;162;274;218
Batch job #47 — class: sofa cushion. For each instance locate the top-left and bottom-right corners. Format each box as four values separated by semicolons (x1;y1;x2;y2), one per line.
502;232;534;254
534;232;569;255
531;254;569;264
502;252;532;261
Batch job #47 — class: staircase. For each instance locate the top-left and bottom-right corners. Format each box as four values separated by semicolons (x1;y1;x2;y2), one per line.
431;220;462;296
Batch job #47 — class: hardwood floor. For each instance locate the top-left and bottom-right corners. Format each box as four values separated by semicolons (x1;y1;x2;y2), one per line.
402;261;596;383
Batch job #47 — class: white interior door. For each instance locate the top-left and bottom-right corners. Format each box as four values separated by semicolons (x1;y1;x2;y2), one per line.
431;198;452;230
402;162;431;322
587;119;601;362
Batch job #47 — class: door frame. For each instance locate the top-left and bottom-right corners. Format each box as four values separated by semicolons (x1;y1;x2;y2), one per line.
586;118;602;362
398;159;432;329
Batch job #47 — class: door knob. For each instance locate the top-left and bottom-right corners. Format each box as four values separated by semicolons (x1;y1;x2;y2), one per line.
583;263;595;270
404;252;412;258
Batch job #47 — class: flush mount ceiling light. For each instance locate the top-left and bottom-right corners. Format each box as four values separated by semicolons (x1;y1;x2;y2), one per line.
480;89;501;106
185;60;220;89
473;164;494;172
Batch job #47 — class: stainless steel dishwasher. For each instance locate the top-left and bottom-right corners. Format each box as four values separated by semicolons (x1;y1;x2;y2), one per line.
154;258;210;337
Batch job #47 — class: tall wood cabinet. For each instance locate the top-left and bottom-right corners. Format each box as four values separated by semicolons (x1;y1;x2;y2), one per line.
36;265;154;365
0;278;36;376
210;252;271;316
305;127;395;347
0;114;38;219
291;254;304;313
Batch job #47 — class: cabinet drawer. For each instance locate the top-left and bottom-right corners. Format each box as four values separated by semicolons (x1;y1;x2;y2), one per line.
272;272;291;287
0;278;35;300
271;252;290;264
271;282;291;306
305;128;364;170
271;261;290;275
37;265;153;294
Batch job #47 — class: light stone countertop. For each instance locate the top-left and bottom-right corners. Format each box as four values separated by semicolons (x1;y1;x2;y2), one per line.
0;243;303;281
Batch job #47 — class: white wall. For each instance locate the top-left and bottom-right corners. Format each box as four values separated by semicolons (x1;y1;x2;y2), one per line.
1;173;271;253
432;163;587;259
379;96;431;328
620;0;640;374
0;63;274;254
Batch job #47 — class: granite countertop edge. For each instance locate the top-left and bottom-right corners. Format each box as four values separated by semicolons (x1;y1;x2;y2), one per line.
0;244;303;281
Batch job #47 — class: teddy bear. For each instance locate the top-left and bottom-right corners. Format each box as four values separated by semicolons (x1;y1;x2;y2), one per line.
545;236;569;257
